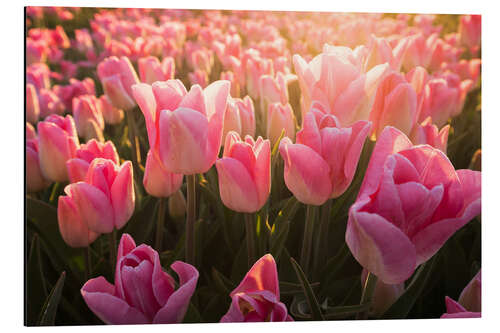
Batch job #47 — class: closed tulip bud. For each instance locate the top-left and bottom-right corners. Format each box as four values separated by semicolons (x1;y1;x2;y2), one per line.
410;117;450;153
138;56;175;84
26;83;40;124
459;15;481;54
259;72;288;105
168;189;187;218
81;234;199;324
57;195;100;248
143;150;183;198
38;88;66;119
346;127;481;284
132;80;230;174
73;95;105;141
26;63;51;92
66;139;119;183
222;96;256;143
61;158;134;234
37;114;80;182
26;39;47;65
458;270;481;312
221;254;293;322
97;56;140;110
98;94;124;125
188;69;208;88
361;269;404;317
370;72;418;138
26;138;51;193
216;132;270;213
267;102;295;146
246;56;274;99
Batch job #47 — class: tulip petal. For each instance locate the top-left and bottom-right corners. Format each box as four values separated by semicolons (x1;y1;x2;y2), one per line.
110;161;135;230
58;196;99;248
231;254;280;298
132;83;158;149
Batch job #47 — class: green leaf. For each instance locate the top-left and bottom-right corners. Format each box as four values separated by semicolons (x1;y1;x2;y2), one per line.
26;234;48;325
183;302;203;323
271;196;300;230
211;268;236;295
38;271;66;326
323;303;371;319
290;257;324;321
381;256;438;319
280;281;320;296
123;195;156;244
270;221;290;260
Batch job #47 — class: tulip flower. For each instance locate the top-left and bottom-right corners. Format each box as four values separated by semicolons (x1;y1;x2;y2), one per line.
38;88;65;118
220;254;293;322
53;78;96;112
61;158;134;234
222;96;256;143
410;117;450;153
58;195;100;248
259;72;289;106
26;134;51;193
361;269;404;317
26;63;51;92
26;83;40;124
459;15;481;55
97;56;140;110
81;233;199;324
267;102;296;147
293;44;389;125
73;95;105;141
188;69;208;88
143;150;183;198
216;132;270;213
99;94;124;125
441;297;481;319
279;107;371;205
138;56;175;84
246;56;274;99
346;127;481;284
26;122;36;140
66;139;120;183
37;114;80;182
132;79;230;175
458;270;481;313
370;71;418;138
221;71;240;97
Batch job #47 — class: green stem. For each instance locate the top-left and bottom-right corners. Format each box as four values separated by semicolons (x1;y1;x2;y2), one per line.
155;198;167;251
300;205;316;276
313;199;332;279
185;174;196;265
245;213;256;268
49;182;60;203
125;108;141;173
356;272;378;320
109;229;117;274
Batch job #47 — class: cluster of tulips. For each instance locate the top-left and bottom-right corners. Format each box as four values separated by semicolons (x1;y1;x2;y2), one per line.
26;7;481;325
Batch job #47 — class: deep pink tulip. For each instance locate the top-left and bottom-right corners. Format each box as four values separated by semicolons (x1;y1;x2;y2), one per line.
26;83;40;124
293;44;389;126
99;94;124;125
138;56;175;84
81;233;199;324
222;96;256;143
61;158;134;234
267;102;296;146
26;133;51;193
216;132;270;213
26;39;47;65
279;108;371;205
53;78;96;112
38;88;65;119
441;297;481;319
26;63;51;92
73;95;105;141
220;254;293;322
459;15;481;54
132;80;230;174
346;127;481;284
410;117;450;153
37;114;79;182
458;270;481;313
97;56;140;110
143;150;184;198
66;139;119;183
370;71;418;138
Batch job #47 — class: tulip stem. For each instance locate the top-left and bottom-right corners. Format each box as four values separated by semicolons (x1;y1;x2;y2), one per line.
356;272;378;320
313;199;332;279
300;205;317;276
185;174;196;265
245;213;256;268
82;247;90;281
155;197;167;251
125;108;141;173
109;230;117;273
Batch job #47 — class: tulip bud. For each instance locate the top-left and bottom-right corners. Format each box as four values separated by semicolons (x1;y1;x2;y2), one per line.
26;138;51;193
267;103;295;146
143;150;183;198
410;117;450;153
222;96;256;143
58;195;100;248
458;270;481;312
26;83;40;124
168;189;187;218
38;88;66;119
138;56;175;84
188;69;208;88
73;95;105;141
98;94;124;125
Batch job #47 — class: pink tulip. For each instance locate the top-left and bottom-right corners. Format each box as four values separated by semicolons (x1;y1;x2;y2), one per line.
220;254;293;322
26;63;51;92
410;117;450;153
143;150;184;198
26;83;40;124
26;122;37;141
58;195;100;248
267;102;296;146
221;71;240;97
259;72;289;105
459;15;481;54
406;66;430;118
53;78;96;112
37;114;80;182
81;233;199;324
66;139;119;183
97;56;140;110
132;80;230;175
370;71;417;138
222;96;256;143
138;56;175;84
441;297;481;319
246;56;274;99
363;35;408;72
99;94;124;125
61;158;135;234
440;59;481;87
361;269;404;317
38;88;65;119
216;132;270;213
73;95;105;141
26;134;51;193
26;39;47;65
401;33;439;71
188;69;208;88
279;108;371;205
458;270;481;313
346;127;481;284
293;45;389;126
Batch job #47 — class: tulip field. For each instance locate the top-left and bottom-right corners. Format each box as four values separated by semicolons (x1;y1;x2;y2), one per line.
25;7;482;325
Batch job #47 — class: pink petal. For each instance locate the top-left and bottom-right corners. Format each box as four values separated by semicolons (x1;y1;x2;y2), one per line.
110;161;135;230
231;254;280;299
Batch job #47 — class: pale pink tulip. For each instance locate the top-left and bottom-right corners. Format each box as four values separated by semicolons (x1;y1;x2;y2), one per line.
38;88;65;118
267;103;295;146
143;150;184;198
259;72;288;105
410;117;450;153
216;132;270;213
222;96;256;143
81;234;199;324
138;56;175;84
188;69;208;88
26;83;40;124
53;78;96;112
459;15;481;54
99;94;124;125
73;95;105;141
26;63;51;92
346;127;481;284
220;254;293;322
26;134;51;193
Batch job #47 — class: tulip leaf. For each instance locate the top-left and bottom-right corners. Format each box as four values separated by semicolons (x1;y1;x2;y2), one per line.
290;298;312;320
290;257;324;321
38;271;66;326
183;302;203;323
280;281;320;296
381;256;438;319
271;196;300;230
26;234;48;325
270;221;290;260
323;303;371;319
123;195;156;244
211;267;235;295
